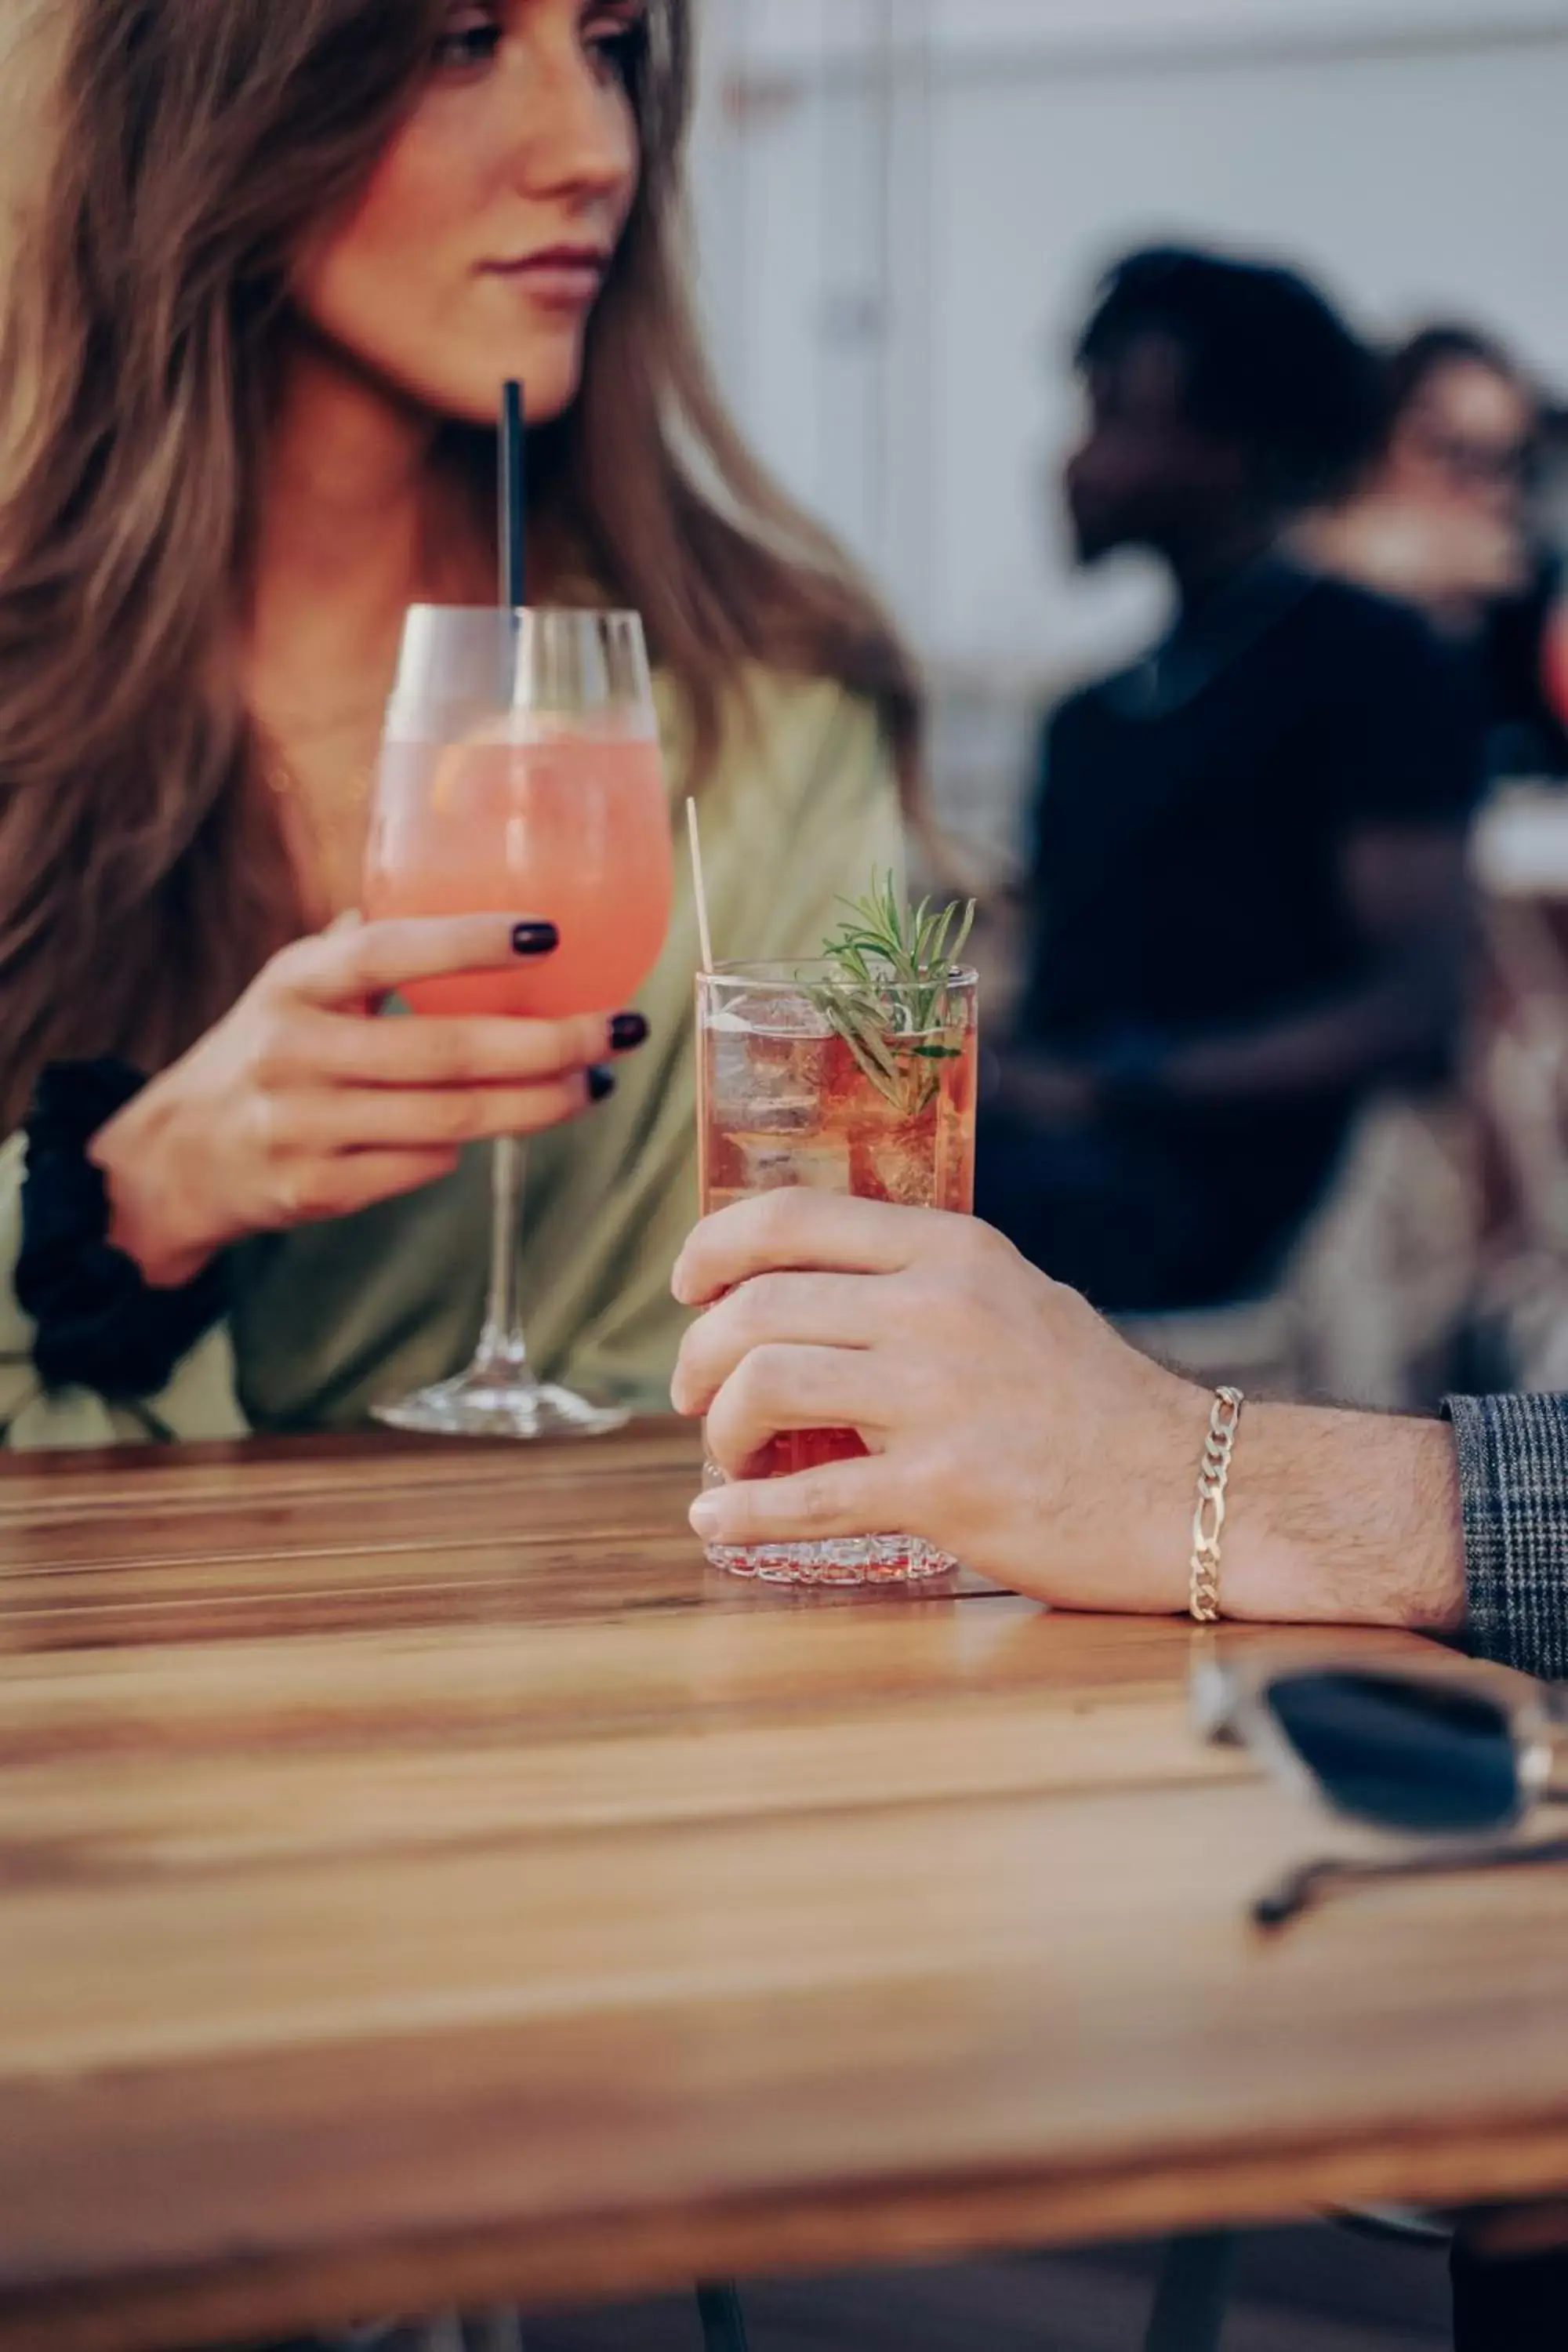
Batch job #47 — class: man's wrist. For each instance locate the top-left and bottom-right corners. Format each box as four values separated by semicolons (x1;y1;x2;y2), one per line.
1216;1404;1468;1636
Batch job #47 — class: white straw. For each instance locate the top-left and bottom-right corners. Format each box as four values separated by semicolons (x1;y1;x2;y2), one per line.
686;796;715;975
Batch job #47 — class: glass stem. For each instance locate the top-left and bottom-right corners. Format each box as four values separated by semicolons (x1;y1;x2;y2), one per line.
477;1135;533;1381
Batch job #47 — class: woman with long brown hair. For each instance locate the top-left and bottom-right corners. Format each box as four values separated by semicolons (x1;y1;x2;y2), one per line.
0;0;917;1445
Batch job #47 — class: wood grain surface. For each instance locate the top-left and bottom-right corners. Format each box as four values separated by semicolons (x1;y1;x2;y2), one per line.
3;1425;1567;2352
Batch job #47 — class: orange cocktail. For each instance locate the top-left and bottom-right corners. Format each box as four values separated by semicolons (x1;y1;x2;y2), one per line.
365;728;672;1021
696;959;978;1585
361;604;672;1445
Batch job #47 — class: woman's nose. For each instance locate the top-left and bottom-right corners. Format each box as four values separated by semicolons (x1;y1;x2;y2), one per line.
507;38;636;209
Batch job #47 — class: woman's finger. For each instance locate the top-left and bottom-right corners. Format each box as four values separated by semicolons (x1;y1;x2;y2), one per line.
690;1457;898;1550
295;1076;598;1154
308;1006;642;1089
276;914;559;1007
672;1272;887;1417
270;1148;463;1227
704;1342;887;1476
673;1190;950;1308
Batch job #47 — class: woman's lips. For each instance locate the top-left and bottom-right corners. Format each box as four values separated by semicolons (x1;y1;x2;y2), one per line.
482;251;608;309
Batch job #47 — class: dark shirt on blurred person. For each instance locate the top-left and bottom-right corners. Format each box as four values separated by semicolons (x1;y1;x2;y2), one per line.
979;248;1486;1317
982;558;1485;1313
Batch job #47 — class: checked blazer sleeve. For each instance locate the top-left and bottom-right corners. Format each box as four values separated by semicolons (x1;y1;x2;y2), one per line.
1447;1395;1568;1679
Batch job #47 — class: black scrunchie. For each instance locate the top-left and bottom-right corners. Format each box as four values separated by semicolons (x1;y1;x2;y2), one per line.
17;1060;228;1402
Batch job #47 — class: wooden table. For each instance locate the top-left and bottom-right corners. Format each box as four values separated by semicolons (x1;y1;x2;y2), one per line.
5;1425;1568;2352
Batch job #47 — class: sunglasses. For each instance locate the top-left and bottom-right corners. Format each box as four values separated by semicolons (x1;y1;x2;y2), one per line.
1192;1656;1568;1930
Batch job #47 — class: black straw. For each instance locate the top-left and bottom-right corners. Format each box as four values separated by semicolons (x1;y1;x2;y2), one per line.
500;379;527;612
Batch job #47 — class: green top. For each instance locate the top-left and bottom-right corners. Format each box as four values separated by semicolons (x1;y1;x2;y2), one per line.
0;670;904;1450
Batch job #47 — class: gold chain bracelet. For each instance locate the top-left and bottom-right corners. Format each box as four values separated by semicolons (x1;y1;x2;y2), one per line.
1189;1386;1245;1624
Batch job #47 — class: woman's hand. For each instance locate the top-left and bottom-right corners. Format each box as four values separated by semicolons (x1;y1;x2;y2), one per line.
672;1192;1206;1613
93;913;646;1288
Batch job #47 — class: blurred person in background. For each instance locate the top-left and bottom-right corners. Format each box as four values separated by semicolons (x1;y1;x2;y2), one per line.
1538;408;1568;753
1309;325;1568;779
978;248;1486;1319
0;0;914;1450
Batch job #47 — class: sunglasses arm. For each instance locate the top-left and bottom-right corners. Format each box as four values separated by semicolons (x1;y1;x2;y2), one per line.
1253;1831;1568;1933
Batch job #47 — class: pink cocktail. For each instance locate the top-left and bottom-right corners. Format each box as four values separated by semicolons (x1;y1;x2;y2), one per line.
363;605;672;1443
365;729;672;1020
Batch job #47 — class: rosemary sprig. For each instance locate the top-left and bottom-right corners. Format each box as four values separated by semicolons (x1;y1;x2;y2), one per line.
808;872;976;1116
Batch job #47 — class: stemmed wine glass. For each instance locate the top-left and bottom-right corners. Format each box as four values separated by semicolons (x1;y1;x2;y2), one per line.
362;605;673;1439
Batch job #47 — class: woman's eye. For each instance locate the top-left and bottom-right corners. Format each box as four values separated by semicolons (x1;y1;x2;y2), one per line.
584;10;642;74
434;11;503;71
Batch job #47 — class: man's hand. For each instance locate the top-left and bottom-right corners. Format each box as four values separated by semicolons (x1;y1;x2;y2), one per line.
673;1192;1203;1613
673;1192;1470;1634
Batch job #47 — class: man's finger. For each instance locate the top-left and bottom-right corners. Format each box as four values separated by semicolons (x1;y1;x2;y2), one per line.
279;915;559;1006
673;1192;948;1308
672;1272;884;1417
691;1458;895;1550
704;1342;884;1475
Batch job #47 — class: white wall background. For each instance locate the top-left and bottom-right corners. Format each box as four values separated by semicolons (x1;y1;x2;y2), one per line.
691;0;1568;699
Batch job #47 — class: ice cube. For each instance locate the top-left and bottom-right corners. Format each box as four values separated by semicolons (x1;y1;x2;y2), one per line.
734;1132;852;1195
710;1036;822;1137
707;999;833;1138
864;1132;938;1209
706;1000;833;1040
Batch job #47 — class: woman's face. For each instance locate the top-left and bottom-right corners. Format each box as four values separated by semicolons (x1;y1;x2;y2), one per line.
1386;360;1537;531
294;0;646;430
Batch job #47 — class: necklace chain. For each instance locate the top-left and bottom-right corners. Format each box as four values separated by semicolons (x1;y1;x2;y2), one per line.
261;732;375;921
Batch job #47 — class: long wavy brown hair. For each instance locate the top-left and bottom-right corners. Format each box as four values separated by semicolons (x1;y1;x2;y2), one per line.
0;0;920;1131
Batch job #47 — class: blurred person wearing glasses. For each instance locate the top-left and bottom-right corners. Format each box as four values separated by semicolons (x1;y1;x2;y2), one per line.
1309;325;1568;779
979;250;1486;1323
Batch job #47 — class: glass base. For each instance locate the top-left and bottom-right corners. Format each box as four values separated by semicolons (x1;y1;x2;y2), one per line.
706;1534;960;1588
373;1367;630;1443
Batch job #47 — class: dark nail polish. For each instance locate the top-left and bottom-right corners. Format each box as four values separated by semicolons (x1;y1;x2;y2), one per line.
609;1012;650;1052
513;922;560;956
588;1065;618;1104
